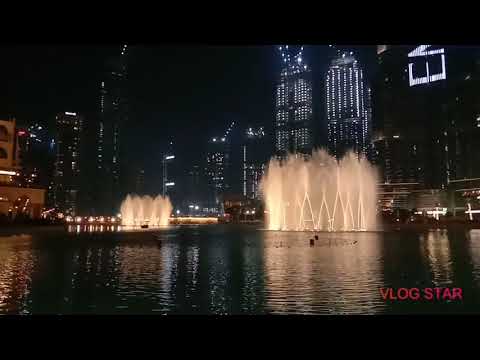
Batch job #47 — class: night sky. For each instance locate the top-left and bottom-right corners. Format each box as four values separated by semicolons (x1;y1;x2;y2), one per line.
0;44;377;190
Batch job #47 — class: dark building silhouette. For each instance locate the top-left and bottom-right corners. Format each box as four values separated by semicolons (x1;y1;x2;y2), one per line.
53;112;83;215
373;45;480;212
94;44;129;215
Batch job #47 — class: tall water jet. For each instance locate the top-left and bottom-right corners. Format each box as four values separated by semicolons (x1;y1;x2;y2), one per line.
120;194;173;227
261;150;378;231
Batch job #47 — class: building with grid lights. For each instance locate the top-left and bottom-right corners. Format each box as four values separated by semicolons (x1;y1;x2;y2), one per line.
206;136;230;214
326;51;371;159
242;126;267;200
53;112;83;215
275;45;313;158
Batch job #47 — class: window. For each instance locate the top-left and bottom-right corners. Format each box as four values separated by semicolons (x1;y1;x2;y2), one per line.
0;147;7;159
0;126;9;142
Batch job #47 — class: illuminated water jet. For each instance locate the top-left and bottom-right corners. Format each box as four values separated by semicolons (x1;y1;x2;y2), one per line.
120;194;172;227
261;150;378;231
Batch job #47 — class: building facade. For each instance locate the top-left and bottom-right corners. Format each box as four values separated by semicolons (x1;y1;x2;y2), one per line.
242;126;267;200
205;136;230;213
0;118;45;219
15;122;55;191
95;44;129;215
326;51;371;159
275;45;313;158
53;112;83;215
373;45;480;216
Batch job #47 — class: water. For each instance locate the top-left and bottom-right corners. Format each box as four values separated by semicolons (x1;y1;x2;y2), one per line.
1;225;480;314
261;150;378;231
120;194;172;227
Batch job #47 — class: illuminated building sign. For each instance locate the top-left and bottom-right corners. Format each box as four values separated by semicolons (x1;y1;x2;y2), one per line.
408;45;446;87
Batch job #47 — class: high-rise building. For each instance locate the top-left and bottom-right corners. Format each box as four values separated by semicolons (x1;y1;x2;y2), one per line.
95;44;129;214
53;112;83;215
162;141;177;200
15;122;55;190
242;126;267;200
206;136;230;213
183;164;209;215
373;45;480;214
372;45;450;189
275;45;313;157
205;122;236;213
326;51;371;159
0;118;46;219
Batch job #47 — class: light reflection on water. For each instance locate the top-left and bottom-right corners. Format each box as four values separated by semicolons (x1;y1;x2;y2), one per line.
0;226;480;314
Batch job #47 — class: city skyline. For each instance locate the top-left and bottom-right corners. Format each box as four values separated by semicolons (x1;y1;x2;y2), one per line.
7;44;475;217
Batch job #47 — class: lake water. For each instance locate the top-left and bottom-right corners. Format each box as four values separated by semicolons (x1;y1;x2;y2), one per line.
1;224;480;314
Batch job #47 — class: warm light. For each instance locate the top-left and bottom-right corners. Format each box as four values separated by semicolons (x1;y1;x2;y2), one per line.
99;216;105;222
0;170;17;176
88;216;94;223
110;217;116;223
66;216;73;222
75;216;82;223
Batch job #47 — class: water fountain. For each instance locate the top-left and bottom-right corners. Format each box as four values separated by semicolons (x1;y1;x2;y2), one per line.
120;194;172;228
261;150;378;231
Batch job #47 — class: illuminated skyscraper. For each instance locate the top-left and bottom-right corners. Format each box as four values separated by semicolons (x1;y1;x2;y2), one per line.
275;45;313;157
53;112;83;215
95;44;128;214
205;122;235;213
242;126;267;200
326;51;371;159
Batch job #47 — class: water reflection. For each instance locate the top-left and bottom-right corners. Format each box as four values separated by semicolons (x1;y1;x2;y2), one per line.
1;226;480;314
0;235;34;314
262;231;385;314
420;230;453;286
468;230;480;285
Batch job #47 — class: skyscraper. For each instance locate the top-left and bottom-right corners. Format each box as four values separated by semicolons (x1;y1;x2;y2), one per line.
206;136;230;213
0;118;46;219
15;122;55;190
53;112;83;215
275;45;313;158
372;45;450;189
242;126;267;200
372;45;480;214
205;122;236;213
95;44;128;214
326;51;371;159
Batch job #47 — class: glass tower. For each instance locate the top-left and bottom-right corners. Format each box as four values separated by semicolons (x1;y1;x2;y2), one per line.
275;45;313;158
326;51;371;159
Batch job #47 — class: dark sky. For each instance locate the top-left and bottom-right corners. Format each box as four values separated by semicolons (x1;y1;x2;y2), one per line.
0;44;377;186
